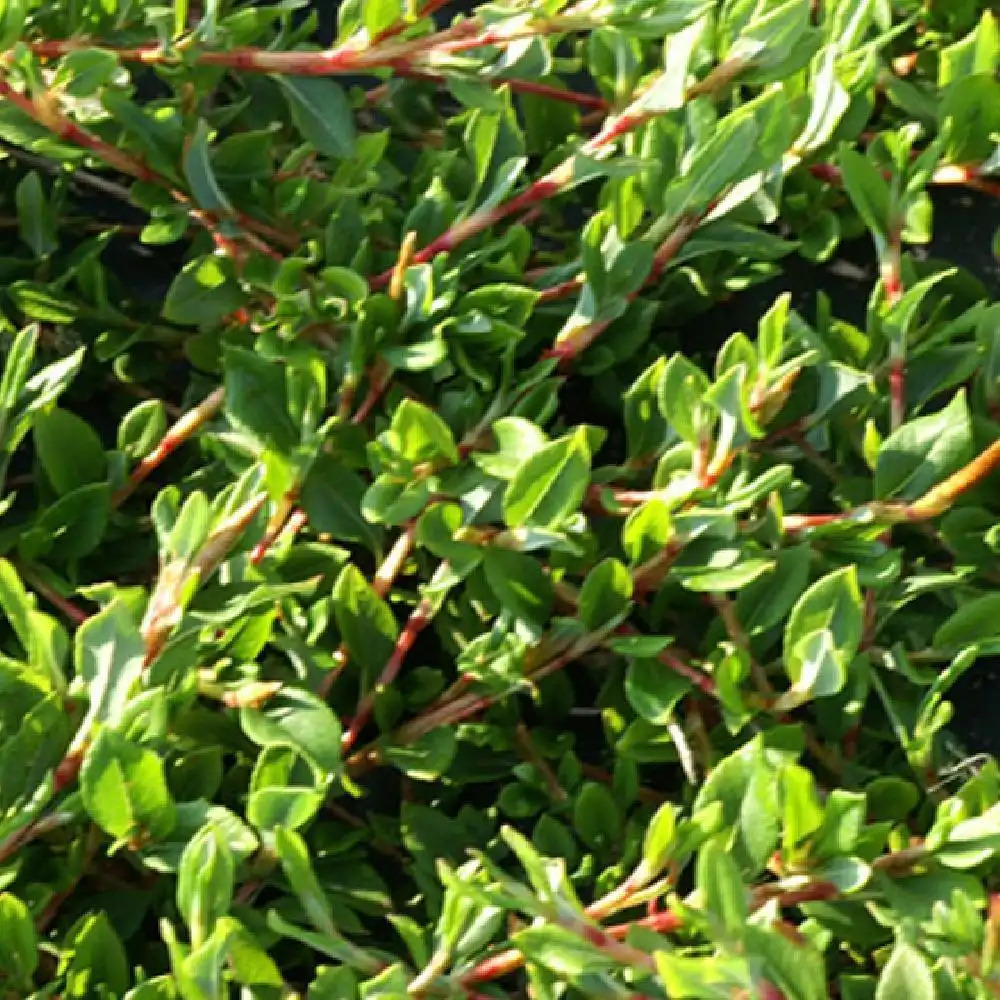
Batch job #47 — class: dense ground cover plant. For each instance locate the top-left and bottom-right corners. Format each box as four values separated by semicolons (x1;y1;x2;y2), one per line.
0;0;999;995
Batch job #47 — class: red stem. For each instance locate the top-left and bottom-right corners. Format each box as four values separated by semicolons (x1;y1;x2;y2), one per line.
342;591;437;751
317;525;416;701
0;76;292;257
889;353;906;430
15;561;89;625
461;910;682;986
351;360;394;423
614;624;716;695
112;387;225;506
397;66;610;110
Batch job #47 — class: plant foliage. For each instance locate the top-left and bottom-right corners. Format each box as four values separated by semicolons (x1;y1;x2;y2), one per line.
0;0;997;997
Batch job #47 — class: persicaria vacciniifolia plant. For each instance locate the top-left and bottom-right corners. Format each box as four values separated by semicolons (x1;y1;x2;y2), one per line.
0;0;999;995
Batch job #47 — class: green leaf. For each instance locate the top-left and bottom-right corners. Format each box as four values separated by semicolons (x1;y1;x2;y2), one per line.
118;398;167;460
680;558;774;593
332;564;397;684
777;628;847;710
0;892;37;987
15;171;57;257
62;913;130;999
177;823;235;947
578;557;632;632
624;358;668;460
512;924;612;976
656;952;752;997
211;130;274;182
300;455;382;550
673;107;759;212
22;482;111;559
744;924;827;1000
0;0;27;50
503;428;591;529
163;256;244;326
8;282;79;324
658;353;710;444
362;0;402;36
473;417;548;480
934;593;1000;649
784;566;863;666
482;548;552;628
940;75;1000;164
874;390;973;501
54;48;121;97
388;399;459;466
223;345;300;453
794;48;850;155
273;826;336;936
696;839;747;940
838;146;891;240
184;119;234;214
736;544;811;634
939;11;999;86
276;76;356;158
247;786;324;831
74;598;146;741
573;781;621;849
625;656;691;724
623;499;672;564
383;728;457;782
33;406;106;496
642;802;678;872
240;688;343;782
876;939;934;1000
81;728;177;844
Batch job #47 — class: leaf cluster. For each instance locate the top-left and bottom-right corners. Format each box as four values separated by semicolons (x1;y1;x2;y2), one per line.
0;0;996;998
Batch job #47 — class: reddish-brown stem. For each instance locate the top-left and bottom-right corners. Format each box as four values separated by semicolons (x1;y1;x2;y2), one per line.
537;275;584;303
910;437;1000;518
372;176;565;286
0;76;293;255
342;585;438;751
614;623;716;695
784;439;1000;530
251;490;299;563
368;57;748;289
112;387;226;506
783;440;1000;532
348;644;580;769
351;359;394;423
0;810;76;867
15;560;89;625
395;65;610;110
749;880;840;909
514;722;568;803
0;75;154;180
889;353;906;430
811;160;1000;202
317;524;416;701
461;909;680;986
26;13;588;78
544;211;704;365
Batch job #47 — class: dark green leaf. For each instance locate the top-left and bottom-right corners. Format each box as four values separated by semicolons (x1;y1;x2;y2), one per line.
277;76;356;158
